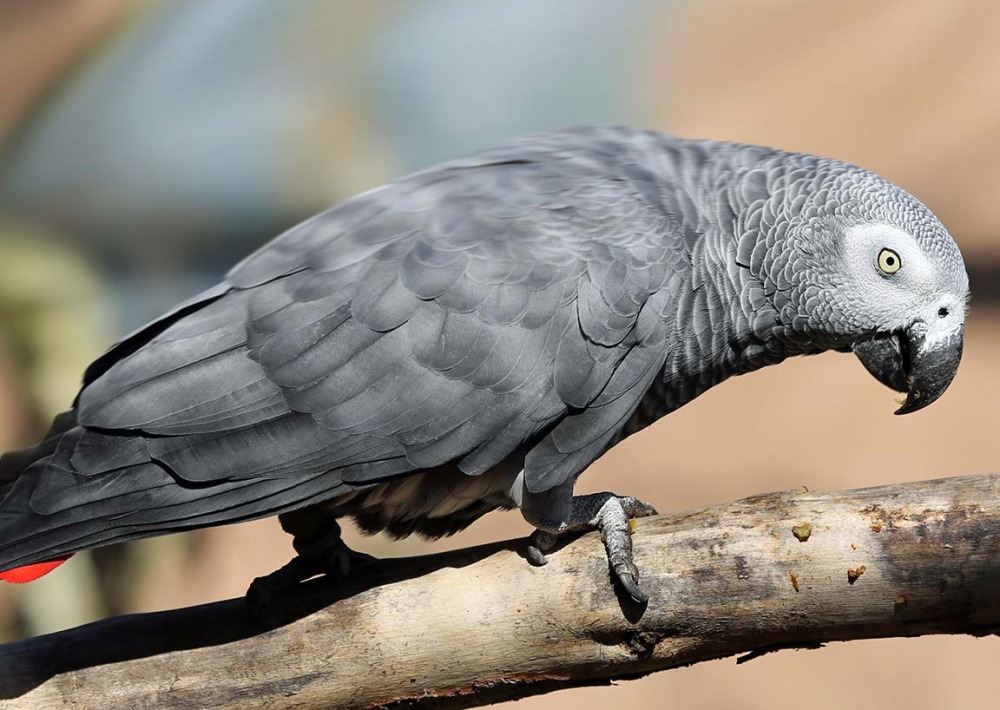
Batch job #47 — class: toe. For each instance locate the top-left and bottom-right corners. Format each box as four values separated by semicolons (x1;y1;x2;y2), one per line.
620;496;658;519
527;529;559;566
246;575;279;610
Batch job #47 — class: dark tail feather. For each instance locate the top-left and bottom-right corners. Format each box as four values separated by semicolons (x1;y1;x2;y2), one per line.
0;427;349;574
0;410;77;501
0;411;81;582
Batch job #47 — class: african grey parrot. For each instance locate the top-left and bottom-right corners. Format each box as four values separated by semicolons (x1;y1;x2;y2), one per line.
0;126;968;604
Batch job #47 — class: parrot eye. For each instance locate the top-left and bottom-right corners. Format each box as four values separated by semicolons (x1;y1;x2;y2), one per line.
877;248;901;275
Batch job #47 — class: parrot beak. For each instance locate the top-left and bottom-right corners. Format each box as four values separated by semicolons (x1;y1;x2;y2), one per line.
852;323;963;415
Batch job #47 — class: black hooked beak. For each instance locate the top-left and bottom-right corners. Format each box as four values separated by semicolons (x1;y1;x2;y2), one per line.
852;323;964;415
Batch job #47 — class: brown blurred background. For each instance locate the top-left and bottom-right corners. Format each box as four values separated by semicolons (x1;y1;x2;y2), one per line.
0;1;998;708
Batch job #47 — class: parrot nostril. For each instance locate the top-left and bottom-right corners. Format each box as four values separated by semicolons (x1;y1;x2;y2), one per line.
938;307;949;319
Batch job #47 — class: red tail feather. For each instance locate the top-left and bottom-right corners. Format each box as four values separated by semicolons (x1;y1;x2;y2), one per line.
0;555;72;584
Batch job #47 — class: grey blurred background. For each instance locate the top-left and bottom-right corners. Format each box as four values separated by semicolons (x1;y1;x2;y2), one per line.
0;1;998;708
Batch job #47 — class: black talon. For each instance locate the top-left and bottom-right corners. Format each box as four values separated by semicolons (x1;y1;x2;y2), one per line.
617;572;647;604
526;529;557;566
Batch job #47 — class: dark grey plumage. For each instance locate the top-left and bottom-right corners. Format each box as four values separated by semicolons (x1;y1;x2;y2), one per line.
0;127;968;600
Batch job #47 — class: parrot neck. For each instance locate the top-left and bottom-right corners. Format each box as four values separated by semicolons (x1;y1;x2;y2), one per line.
623;326;791;441
619;230;798;442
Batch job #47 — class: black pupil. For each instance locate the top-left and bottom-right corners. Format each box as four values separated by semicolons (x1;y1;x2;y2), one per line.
885;255;895;266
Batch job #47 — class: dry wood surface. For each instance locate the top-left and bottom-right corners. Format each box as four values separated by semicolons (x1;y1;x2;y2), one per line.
1;472;999;709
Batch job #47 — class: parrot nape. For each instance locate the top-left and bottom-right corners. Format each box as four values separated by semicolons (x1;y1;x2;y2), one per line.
0;126;968;604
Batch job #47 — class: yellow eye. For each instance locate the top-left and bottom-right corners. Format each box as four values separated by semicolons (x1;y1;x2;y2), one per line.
878;248;901;275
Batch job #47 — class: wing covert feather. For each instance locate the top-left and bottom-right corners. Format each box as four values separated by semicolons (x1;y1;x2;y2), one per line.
75;146;687;499
237;159;683;490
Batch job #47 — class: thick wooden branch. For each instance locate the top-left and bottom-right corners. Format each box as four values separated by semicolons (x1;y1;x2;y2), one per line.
2;472;1000;709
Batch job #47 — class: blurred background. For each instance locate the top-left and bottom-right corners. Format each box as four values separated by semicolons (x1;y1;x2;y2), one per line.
1;0;998;707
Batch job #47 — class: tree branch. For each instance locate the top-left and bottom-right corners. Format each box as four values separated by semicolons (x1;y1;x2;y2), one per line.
2;472;1000;709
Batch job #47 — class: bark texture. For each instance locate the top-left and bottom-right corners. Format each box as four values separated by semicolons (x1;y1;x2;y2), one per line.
1;472;999;709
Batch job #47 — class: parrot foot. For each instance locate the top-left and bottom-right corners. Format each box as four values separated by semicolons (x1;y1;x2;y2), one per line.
526;493;657;604
246;509;375;608
246;544;375;608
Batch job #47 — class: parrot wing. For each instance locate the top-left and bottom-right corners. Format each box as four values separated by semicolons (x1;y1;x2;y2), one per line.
1;145;689;569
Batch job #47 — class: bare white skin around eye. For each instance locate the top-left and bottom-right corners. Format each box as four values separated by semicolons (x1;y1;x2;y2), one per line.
842;223;965;336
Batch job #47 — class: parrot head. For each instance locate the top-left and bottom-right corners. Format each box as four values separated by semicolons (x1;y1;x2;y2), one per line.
749;161;969;414
841;220;967;415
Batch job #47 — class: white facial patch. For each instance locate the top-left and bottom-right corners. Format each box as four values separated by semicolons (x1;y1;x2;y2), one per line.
843;223;924;276
840;222;944;331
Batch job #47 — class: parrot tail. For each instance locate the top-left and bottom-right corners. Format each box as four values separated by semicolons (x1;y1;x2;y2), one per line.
0;410;79;583
0;413;355;581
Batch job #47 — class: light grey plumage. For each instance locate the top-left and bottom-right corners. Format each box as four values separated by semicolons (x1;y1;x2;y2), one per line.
0;126;967;601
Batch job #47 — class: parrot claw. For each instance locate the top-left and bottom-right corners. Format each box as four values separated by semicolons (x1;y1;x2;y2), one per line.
527;492;657;605
615;568;647;605
526;530;558;566
246;509;377;610
246;544;376;609
246;558;309;609
600;496;655;604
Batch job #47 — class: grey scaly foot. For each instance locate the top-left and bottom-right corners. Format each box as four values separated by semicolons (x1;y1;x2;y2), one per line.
246;510;375;608
526;493;658;603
